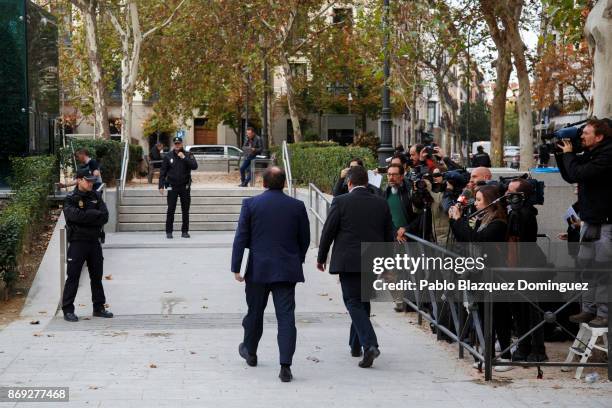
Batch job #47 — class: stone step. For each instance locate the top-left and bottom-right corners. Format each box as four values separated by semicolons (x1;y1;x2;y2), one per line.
119;205;242;214
120;196;247;206
117;222;237;232
119;213;239;223
122;188;264;197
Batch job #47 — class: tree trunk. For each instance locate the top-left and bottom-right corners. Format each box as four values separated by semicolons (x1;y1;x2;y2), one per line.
585;0;612;118
480;0;513;167
490;50;512;167
281;56;303;143
507;9;534;170
76;0;110;139
410;85;418;145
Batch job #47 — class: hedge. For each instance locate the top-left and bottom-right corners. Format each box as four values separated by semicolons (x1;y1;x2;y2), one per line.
59;139;143;185
273;142;377;194
0;156;56;287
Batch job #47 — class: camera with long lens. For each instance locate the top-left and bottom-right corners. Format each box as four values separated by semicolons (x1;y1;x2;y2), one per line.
407;165;434;208
541;120;587;153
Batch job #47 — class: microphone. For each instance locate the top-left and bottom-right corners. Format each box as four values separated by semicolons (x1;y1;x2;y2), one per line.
457;188;473;208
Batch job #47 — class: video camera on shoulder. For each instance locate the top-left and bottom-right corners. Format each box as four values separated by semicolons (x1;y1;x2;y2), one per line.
497;174;545;207
541;119;587;153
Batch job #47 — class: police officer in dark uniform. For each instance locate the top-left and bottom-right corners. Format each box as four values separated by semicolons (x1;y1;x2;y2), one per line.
62;168;113;322
159;136;198;238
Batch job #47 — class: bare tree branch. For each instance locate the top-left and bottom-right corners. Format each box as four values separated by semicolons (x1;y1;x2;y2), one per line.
143;0;188;39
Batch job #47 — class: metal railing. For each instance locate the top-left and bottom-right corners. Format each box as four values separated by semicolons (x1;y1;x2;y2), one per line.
115;140;130;215
59;227;66;310
400;232;611;381
282;141;295;197
308;183;331;246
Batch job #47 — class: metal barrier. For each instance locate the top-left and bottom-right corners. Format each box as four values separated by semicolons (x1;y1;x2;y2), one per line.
59;227;67;311
115;140;130;216
401;232;486;365
401;232;611;381
281;141;295;197
307;183;331;247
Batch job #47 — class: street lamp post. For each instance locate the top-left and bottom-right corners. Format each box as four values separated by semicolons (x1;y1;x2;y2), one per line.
262;59;269;155
259;34;270;155
377;0;393;166
348;92;353;115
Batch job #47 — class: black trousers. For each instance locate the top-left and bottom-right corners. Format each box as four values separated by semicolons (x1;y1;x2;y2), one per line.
513;302;545;355
478;302;513;360
166;184;191;233
339;273;378;351
242;281;297;366
62;241;106;314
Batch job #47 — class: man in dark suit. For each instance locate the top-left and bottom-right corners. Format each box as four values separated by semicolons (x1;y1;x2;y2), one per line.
317;165;394;368
231;166;310;382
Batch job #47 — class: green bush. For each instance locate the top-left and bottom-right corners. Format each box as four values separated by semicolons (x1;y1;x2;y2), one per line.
0;156;56;286
59;139;143;185
274;142;376;194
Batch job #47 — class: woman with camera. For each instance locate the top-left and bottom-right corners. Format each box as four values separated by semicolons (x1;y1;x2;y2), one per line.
448;185;514;371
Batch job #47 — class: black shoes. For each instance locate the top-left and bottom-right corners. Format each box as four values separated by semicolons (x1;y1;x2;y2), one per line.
239;343;257;367
182;232;190;238
359;346;380;368
351;347;363;357
93;309;114;318
63;312;78;322
166;233;173;239
64;309;113;321
279;365;293;382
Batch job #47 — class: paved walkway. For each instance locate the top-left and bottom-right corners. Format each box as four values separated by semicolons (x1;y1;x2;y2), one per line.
0;231;610;407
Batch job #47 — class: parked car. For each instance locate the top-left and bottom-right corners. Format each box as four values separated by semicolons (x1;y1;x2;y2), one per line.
503;145;520;169
185;144;244;160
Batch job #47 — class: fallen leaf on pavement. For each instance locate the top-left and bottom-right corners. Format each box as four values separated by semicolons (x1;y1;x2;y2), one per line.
306;356;321;363
149;364;157;368
30;320;40;325
104;275;113;280
317;293;328;296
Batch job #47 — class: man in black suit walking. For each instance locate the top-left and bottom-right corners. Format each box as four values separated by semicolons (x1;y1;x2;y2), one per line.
317;165;394;368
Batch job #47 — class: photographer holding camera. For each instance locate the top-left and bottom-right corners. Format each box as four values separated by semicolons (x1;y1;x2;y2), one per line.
505;178;548;362
555;118;612;328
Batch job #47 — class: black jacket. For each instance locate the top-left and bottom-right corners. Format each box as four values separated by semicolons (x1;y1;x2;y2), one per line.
555;138;612;224
383;180;429;239
317;187;394;274
64;188;108;242
243;135;263;158
332;177;382;197
450;217;507;243
471;152;491;168
159;149;198;188
507;204;538;242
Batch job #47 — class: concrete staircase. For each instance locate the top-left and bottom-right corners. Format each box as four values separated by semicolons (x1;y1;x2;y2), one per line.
117;188;264;232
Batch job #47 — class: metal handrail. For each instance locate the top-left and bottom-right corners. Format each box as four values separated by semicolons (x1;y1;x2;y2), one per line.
308;183;332;246
118;139;129;199
282;141;295;197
